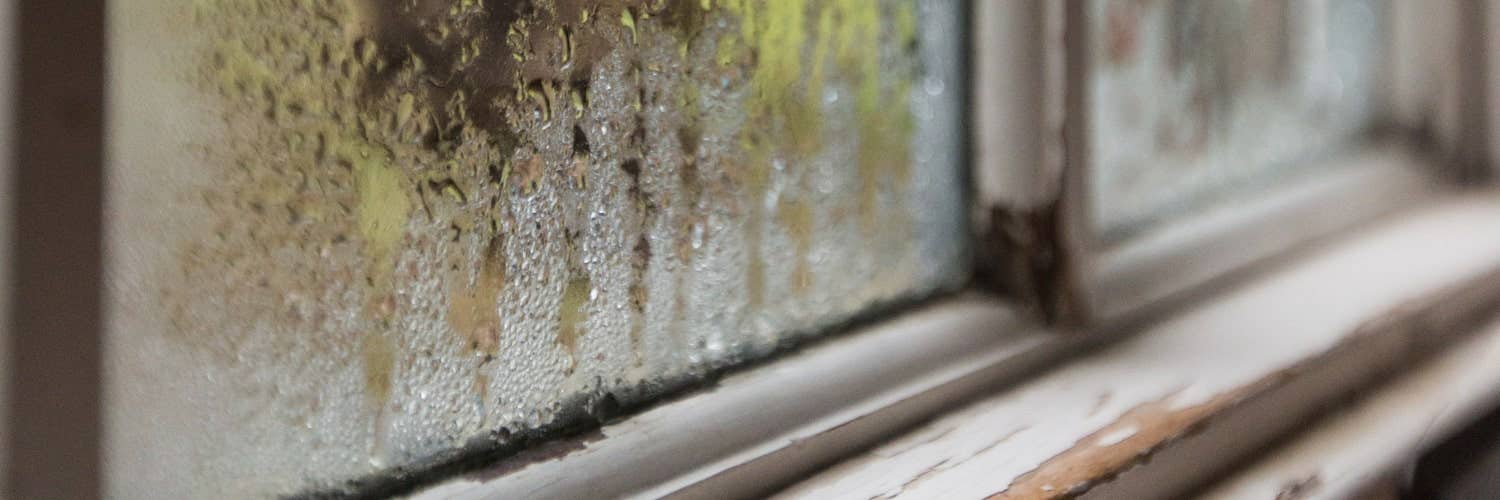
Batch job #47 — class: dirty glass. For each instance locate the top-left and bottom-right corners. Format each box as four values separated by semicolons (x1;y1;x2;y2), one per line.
1089;0;1387;240
104;0;966;497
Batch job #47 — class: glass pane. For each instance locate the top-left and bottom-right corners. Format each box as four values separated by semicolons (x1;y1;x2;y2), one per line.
1089;0;1387;240
104;0;966;496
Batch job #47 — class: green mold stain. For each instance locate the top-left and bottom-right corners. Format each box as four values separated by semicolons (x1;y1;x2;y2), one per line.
351;145;411;285
716;0;914;169
184;0;925;375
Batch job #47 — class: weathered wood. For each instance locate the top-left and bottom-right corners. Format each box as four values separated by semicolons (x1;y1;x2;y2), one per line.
778;190;1500;499
1202;318;1500;499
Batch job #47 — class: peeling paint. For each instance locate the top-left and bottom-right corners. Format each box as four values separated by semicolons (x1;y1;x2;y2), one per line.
992;387;1254;499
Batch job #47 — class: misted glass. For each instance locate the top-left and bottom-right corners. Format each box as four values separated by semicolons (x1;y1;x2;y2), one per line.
1089;0;1387;240
104;1;967;496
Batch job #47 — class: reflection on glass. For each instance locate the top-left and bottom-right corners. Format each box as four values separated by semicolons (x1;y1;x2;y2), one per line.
1090;0;1386;239
105;1;967;497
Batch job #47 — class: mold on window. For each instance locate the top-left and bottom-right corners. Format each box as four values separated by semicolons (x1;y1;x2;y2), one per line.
104;0;966;496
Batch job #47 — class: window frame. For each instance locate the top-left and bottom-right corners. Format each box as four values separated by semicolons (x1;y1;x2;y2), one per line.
976;0;1484;326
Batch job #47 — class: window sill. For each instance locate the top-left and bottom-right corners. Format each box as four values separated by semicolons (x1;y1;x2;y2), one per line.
780;188;1500;499
1201;315;1500;499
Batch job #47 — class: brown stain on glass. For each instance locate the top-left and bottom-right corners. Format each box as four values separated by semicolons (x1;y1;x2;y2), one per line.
558;275;592;364
777;196;814;293
449;235;507;353
361;333;397;410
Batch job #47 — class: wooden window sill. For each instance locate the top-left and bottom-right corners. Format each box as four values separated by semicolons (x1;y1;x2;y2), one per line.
779;188;1500;499
1201;316;1500;499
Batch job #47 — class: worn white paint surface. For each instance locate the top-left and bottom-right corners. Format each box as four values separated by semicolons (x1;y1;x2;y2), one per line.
1094;146;1432;320
412;297;1068;499
973;1;1050;208
1202;317;1500;500
779;192;1500;499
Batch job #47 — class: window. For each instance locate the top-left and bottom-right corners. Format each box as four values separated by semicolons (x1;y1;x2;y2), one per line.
979;0;1459;323
105;1;966;497
1087;0;1385;240
3;0;1489;498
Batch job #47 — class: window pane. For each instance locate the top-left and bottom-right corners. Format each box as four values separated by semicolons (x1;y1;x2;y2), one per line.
105;0;966;496
1089;0;1387;240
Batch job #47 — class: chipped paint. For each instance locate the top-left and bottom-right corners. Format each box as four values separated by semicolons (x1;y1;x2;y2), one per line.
778;197;1500;499
993;388;1252;499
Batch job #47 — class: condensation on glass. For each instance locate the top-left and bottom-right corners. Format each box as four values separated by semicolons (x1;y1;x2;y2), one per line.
103;0;966;497
1088;0;1387;240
